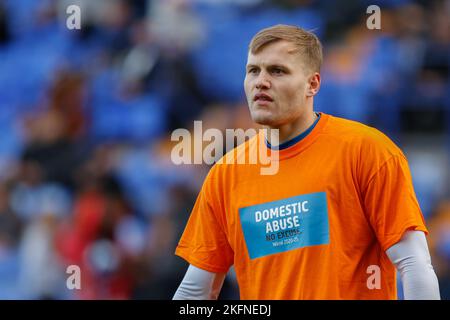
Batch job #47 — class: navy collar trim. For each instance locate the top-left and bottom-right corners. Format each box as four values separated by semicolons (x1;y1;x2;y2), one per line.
265;112;321;150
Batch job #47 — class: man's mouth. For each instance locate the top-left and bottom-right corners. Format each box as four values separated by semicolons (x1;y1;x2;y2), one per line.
254;93;274;102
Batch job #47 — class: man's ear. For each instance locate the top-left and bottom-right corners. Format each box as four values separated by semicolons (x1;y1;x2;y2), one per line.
306;72;321;97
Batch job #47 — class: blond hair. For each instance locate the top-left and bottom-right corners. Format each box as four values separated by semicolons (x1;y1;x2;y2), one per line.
249;24;323;72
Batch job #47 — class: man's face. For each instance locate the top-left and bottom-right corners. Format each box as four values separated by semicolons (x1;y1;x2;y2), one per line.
244;40;313;127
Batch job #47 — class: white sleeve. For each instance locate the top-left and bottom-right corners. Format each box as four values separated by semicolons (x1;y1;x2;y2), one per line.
173;265;226;300
386;230;441;300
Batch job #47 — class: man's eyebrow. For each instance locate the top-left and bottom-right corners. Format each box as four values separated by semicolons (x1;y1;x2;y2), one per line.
246;63;289;69
268;64;289;69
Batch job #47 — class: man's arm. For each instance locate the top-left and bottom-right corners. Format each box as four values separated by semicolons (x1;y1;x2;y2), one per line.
173;265;226;300
386;230;440;300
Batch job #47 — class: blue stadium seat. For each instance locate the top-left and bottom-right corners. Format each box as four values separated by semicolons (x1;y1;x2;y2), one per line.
90;93;167;143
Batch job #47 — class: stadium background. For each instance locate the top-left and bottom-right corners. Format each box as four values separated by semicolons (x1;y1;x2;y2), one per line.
0;0;449;299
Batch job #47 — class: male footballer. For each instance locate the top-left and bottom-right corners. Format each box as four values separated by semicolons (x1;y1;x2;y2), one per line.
173;25;440;299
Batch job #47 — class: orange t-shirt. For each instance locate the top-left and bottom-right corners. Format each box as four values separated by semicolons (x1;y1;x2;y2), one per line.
175;112;428;299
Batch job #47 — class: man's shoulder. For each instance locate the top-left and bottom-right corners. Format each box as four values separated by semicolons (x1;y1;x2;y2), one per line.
326;114;381;137
325;114;403;157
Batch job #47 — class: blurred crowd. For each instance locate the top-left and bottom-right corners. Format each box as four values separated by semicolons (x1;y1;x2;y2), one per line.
0;0;449;299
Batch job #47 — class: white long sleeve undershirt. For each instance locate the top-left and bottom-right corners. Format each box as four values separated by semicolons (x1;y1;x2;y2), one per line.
173;265;226;300
386;230;440;300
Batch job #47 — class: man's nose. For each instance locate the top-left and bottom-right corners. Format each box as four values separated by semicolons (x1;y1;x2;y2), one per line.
255;73;271;90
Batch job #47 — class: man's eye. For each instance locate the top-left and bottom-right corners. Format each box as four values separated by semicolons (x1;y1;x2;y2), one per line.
248;68;258;74
272;68;284;75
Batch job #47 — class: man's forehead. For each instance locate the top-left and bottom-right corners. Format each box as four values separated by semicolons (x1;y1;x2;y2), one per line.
247;41;300;65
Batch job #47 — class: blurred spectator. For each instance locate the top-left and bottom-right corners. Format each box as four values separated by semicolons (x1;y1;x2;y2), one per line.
0;182;22;247
20;108;87;188
16;183;71;299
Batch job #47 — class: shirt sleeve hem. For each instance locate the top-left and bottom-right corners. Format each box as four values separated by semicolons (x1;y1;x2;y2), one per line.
382;222;428;252
175;247;231;274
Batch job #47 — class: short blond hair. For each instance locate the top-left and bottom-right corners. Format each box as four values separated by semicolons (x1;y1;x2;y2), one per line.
249;24;323;73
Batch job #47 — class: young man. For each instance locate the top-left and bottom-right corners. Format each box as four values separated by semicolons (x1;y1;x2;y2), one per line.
173;25;440;299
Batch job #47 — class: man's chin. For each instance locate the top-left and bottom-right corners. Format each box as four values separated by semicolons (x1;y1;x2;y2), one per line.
249;108;282;127
251;115;277;127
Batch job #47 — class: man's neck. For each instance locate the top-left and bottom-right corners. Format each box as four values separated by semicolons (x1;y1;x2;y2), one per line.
265;110;318;147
